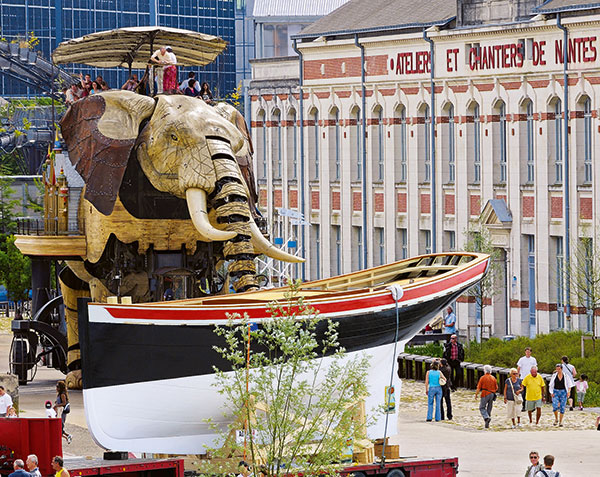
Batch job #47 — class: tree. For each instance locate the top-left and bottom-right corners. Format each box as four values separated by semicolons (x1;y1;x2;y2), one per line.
0;235;31;317
566;236;600;337
204;282;372;476
463;221;503;341
0;172;20;235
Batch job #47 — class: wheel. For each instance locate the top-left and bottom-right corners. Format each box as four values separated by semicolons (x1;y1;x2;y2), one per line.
349;472;366;477
386;469;406;477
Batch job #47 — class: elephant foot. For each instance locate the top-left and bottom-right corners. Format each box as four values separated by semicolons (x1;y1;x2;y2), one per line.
66;370;83;390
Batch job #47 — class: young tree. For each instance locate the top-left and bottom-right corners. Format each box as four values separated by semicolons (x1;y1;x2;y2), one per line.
463;221;503;341
567;236;600;337
0;235;31;317
204;282;372;476
0;172;19;235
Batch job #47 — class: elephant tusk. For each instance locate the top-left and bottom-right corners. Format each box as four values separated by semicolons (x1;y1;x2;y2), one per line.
249;219;305;263
186;189;237;242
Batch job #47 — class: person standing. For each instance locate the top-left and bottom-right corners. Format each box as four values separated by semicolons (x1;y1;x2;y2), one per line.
0;385;14;417
475;365;498;428
503;367;523;428
8;461;29;477
534;455;561;477
517;347;537;412
162;47;178;92
443;334;464;390
54;380;73;444
576;374;589;410
549;363;574;427
439;358;453;421
150;46;170;94
425;361;443;422
561;355;577;411
522;366;546;425
444;306;456;334
525;451;543;477
51;457;70;477
26;455;41;477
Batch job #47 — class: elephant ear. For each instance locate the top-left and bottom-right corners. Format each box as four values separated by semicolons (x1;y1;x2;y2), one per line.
60;91;156;215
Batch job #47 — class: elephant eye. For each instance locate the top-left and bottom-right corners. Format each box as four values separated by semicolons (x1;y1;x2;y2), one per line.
171;134;178;141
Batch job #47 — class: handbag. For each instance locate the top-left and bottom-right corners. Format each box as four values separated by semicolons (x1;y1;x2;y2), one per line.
439;372;447;386
63;402;71;414
510;379;523;404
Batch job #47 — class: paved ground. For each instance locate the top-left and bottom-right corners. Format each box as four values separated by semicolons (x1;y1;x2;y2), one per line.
2;329;600;474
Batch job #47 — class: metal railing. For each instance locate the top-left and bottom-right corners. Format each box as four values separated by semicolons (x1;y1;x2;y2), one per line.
16;217;83;236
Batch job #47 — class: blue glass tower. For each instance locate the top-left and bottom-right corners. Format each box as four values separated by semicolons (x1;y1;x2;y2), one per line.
0;0;235;96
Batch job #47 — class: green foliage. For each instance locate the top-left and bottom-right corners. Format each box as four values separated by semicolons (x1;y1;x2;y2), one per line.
204;281;372;477
465;331;600;405
0;235;31;304
0;173;20;235
405;342;444;358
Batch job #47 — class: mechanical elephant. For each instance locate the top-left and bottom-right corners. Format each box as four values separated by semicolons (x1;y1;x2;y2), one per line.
58;91;302;387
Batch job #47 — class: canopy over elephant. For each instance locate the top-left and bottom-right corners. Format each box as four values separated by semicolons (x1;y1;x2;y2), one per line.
58;91;303;387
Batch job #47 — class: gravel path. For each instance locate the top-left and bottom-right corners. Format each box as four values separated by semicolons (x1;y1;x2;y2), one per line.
399;379;599;431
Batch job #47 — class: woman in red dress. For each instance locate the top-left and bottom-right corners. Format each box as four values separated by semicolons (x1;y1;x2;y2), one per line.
162;47;178;92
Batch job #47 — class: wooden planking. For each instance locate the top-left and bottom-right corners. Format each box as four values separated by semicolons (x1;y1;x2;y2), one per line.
82;196;207;263
15;235;87;257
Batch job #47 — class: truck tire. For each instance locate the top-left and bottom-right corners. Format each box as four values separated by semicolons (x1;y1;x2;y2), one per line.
350;472;366;477
386;470;406;477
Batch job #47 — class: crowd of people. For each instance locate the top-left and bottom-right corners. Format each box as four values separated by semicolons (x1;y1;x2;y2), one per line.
62;45;215;107
424;342;597;431
8;455;69;477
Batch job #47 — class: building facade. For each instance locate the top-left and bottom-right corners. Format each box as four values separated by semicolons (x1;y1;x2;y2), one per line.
249;0;600;338
0;0;236;96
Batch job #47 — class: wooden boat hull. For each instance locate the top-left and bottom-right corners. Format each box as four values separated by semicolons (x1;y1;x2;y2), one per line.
79;253;489;453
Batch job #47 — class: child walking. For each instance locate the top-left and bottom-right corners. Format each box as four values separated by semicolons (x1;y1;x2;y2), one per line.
576;374;588;410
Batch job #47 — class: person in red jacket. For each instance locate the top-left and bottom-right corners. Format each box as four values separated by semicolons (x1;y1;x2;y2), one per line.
475;365;498;428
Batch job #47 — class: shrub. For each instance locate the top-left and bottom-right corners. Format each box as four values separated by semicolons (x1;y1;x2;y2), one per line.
405;342;444;358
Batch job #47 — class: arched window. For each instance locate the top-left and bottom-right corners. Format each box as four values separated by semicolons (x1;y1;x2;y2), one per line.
350;107;362;181
424;105;431;182
448;104;455;182
394;105;407;182
256;110;267;180
271;109;282;179
584;97;592;183
499;102;507;183
308;108;319;181
371;106;385;182
554;99;562;184
473;103;481;183
287;109;297;180
526;101;534;183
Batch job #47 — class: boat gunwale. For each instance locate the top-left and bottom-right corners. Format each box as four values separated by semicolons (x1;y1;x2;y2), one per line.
89;252;489;311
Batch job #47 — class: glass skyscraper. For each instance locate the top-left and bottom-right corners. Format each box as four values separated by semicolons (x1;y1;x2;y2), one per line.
0;0;235;96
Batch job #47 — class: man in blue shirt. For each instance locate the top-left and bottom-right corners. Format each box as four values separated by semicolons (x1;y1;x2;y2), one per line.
9;460;30;477
444;306;456;334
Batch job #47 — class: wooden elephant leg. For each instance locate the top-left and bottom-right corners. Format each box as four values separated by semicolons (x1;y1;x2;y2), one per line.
58;266;91;390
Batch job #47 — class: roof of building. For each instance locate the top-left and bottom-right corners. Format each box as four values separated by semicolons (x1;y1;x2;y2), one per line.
534;0;600;13
296;0;456;38
252;0;350;19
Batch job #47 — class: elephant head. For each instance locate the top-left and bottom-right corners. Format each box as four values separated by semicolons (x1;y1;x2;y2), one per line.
60;91;302;292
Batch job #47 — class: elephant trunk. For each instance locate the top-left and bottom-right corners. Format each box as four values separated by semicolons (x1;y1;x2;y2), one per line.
203;137;260;292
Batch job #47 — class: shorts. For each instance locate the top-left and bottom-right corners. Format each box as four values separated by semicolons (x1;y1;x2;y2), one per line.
577;391;586;403
526;399;543;411
552;389;568;413
506;400;521;419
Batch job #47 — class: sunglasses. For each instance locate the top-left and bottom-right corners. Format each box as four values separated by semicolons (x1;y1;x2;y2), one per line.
530;456;538;460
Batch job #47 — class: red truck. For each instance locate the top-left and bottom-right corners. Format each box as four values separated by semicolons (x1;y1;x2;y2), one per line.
0;418;183;477
0;418;456;477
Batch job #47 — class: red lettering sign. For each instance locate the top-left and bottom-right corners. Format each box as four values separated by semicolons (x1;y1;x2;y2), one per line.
390;51;431;75
555;37;597;64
